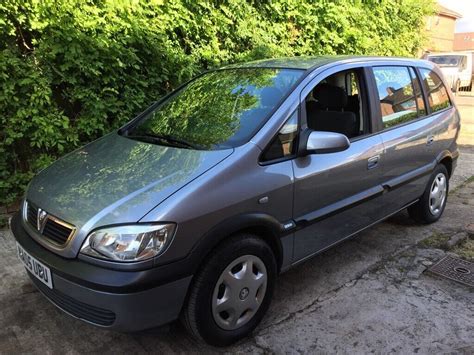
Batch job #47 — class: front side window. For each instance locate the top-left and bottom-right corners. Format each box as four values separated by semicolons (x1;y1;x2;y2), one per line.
124;68;304;150
261;110;298;162
373;66;421;129
419;69;451;113
305;68;368;139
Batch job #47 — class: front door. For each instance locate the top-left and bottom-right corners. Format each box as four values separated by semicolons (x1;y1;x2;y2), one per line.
292;136;386;261
292;65;387;261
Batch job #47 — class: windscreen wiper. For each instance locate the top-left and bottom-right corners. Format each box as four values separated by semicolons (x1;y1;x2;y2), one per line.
126;133;199;149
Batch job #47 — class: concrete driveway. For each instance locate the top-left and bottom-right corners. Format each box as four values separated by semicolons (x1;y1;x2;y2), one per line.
455;93;474;146
1;131;473;352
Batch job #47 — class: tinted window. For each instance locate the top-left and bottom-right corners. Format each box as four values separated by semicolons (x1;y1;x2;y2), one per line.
261;110;298;162
125;68;303;150
419;69;451;113
373;66;420;128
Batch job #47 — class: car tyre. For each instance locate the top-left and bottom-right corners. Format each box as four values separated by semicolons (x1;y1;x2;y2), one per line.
181;233;277;346
453;80;460;93
408;164;449;224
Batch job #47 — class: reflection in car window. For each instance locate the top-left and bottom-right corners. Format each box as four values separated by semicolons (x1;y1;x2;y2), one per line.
419;69;451;113
373;66;420;128
125;68;304;150
409;67;426;117
261;110;298;162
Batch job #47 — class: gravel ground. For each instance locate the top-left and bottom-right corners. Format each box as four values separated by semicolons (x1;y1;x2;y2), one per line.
0;146;473;354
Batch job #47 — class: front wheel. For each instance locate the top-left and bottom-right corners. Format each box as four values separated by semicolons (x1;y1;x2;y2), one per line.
181;234;277;346
408;164;449;224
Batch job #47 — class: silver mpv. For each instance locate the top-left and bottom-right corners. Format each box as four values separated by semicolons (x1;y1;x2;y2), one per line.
12;56;460;346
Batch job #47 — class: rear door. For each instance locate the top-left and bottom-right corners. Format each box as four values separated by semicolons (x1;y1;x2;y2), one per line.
370;65;441;212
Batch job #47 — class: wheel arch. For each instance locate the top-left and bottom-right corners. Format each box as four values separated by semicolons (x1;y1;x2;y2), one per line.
436;150;455;178
188;213;287;274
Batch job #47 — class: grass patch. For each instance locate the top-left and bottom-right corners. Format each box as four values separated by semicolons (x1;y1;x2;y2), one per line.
452;237;474;262
464;175;474;184
452;175;474;193
418;232;450;249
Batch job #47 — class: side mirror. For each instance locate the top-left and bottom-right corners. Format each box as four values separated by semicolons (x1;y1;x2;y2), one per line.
304;130;350;155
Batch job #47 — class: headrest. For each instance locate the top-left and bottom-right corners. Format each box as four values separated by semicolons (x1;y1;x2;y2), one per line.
260;87;282;107
313;83;347;110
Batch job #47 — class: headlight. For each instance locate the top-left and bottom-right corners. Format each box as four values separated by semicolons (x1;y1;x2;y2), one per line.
80;224;175;262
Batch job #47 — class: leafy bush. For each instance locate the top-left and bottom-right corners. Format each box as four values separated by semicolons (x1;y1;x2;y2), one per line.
0;0;434;205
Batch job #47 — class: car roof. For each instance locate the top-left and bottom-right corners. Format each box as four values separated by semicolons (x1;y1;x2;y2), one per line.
223;55;431;71
428;52;469;56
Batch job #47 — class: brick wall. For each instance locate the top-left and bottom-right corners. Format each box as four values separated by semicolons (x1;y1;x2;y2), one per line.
425;14;457;52
454;32;474;51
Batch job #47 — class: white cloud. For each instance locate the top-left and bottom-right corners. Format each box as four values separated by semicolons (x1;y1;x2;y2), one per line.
438;0;474;33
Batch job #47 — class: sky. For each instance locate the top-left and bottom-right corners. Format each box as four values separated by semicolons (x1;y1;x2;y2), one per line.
438;0;474;33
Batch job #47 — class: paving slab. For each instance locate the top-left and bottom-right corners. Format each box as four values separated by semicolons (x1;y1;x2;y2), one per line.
455;94;474;146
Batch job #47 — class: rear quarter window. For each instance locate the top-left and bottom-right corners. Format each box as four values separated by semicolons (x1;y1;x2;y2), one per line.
419;69;451;113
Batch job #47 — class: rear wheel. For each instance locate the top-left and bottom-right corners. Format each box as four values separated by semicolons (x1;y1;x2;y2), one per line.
453;80;460;93
408;164;448;224
181;234;277;346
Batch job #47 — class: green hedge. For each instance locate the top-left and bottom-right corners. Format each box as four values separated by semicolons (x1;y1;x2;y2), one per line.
0;0;434;205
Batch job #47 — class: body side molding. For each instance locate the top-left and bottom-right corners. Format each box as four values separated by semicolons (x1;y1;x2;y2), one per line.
382;161;436;191
294;160;438;230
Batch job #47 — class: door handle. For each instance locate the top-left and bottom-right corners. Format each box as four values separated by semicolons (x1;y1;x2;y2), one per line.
426;135;435;146
367;155;380;170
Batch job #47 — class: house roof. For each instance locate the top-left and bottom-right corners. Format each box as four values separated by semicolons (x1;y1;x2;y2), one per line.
437;4;462;19
455;32;474;37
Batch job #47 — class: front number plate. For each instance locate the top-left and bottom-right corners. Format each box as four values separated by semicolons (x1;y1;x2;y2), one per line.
17;243;53;289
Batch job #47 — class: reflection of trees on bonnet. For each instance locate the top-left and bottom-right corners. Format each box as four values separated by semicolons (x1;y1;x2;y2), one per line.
132;68;302;148
28;68;303;224
30;134;202;223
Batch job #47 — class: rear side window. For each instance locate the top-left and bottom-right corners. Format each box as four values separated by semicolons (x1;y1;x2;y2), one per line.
373;66;423;129
419;69;451;113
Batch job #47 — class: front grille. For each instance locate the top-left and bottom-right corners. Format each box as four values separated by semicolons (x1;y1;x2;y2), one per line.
29;273;116;326
27;203;38;227
25;201;74;246
43;219;72;245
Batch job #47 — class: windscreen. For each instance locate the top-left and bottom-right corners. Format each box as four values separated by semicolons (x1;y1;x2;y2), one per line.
124;68;304;150
428;55;464;67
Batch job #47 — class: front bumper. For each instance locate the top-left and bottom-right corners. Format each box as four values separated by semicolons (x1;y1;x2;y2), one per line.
11;213;192;331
